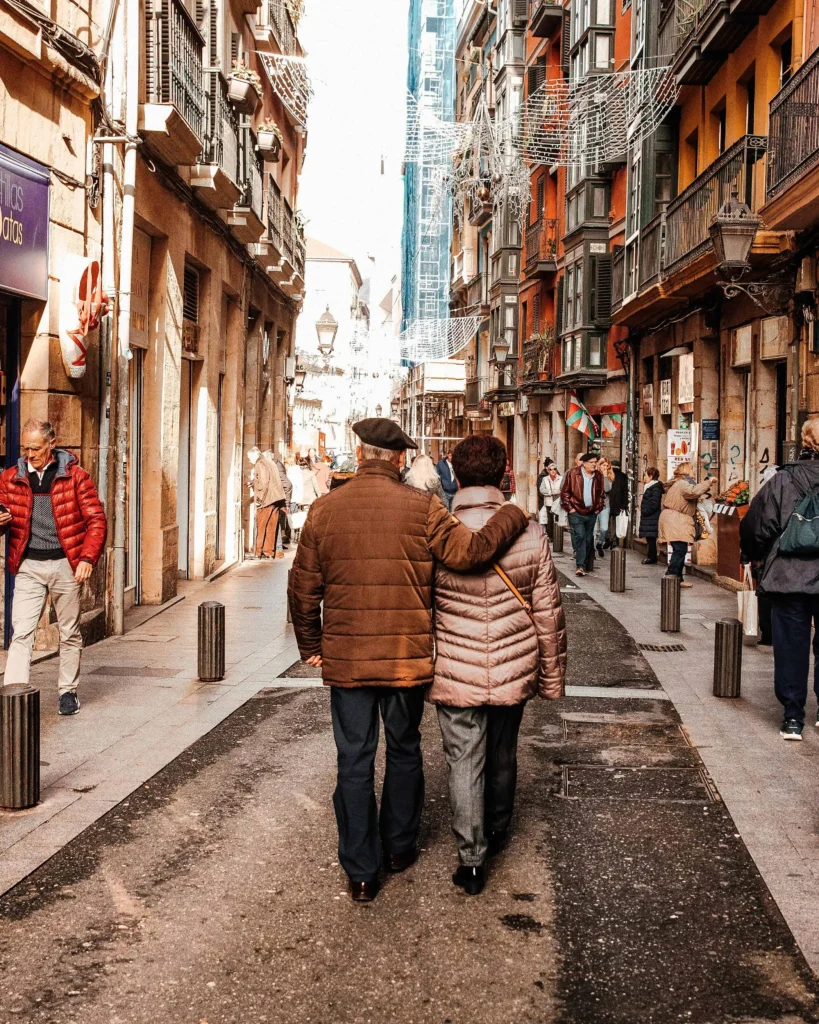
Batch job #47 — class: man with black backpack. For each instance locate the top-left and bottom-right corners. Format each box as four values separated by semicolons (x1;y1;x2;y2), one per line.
741;418;819;741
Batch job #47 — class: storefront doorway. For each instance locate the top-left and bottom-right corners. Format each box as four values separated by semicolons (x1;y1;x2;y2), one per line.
0;297;21;647
177;359;192;578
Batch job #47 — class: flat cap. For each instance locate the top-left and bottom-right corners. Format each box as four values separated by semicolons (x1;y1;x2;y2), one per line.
353;418;418;451
579;452;598;463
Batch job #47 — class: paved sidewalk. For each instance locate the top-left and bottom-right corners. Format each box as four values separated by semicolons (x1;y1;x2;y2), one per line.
0;555;300;896
553;542;819;972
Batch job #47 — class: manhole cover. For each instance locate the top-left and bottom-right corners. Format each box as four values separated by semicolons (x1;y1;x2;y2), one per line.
90;666;182;678
638;643;687;652
562;765;716;803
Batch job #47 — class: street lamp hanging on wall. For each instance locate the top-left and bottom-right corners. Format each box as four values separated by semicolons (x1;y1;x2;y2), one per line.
492;335;511;363
375;403;383;417
294;365;307;391
316;305;338;357
708;188;791;312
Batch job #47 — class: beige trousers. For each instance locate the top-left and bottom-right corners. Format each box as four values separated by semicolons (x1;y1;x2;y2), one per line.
6;558;83;694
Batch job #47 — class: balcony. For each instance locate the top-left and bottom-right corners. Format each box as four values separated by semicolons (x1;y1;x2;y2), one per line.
638;212;665;292
253;176;285;268
764;46;819;229
664;134;767;277
520;331;557;392
226;129;265;243
451;248;475;294
465;376;491;418
255;0;297;54
188;70;241;210
660;0;775;86
484;362;519;403
467;271;490;315
529;0;563;37
140;0;205;166
524;218;559;277
235;0;261;13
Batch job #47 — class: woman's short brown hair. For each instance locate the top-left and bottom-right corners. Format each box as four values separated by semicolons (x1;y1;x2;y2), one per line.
646;466;660;480
451;435;507;489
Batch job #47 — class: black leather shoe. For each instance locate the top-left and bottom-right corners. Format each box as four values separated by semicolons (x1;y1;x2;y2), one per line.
386;847;417;873
452;865;484;895
349;879;379;902
487;830;508;857
596;543;605;558
641;558;657;565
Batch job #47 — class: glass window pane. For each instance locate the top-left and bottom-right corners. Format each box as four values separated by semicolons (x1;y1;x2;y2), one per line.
589;336;602;366
596;0;610;24
574;335;583;368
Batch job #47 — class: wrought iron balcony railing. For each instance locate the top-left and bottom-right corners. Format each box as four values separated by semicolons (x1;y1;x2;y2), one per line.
238;129;264;220
200;70;240;182
145;0;205;138
281;197;295;265
267;177;283;251
268;0;296;54
467;271;489;311
525;217;559;274
767;45;819;200
664;134;767;275
292;222;306;278
522;332;556;381
465;376;489;409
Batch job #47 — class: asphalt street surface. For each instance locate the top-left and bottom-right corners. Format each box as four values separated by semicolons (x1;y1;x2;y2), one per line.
0;573;817;1023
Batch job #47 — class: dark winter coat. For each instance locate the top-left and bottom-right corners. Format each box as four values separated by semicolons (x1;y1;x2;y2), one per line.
435;458;458;497
0;449;107;574
287;460;529;687
639;481;663;539
740;460;819;595
609;469;629;517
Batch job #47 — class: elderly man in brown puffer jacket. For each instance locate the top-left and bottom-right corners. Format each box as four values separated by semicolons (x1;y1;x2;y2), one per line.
429;434;566;895
288;418;529;903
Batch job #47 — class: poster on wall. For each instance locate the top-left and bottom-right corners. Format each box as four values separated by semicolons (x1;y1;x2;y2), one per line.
660;379;672;415
667;428;692;478
0;144;50;301
678;353;694;405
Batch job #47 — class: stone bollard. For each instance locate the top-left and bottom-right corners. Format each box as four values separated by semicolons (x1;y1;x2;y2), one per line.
286;570;292;623
713;618;742;698
610;548;626;593
198;601;225;682
0;685;40;810
552;525;564;553
660;575;681;632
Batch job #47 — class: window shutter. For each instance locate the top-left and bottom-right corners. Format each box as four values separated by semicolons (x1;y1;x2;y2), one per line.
209;1;218;66
556;277;564;337
533;293;541;332
183;265;200;323
593;254;613;325
528;65;539;96
561;10;571;77
513;0;528;26
537;177;545;216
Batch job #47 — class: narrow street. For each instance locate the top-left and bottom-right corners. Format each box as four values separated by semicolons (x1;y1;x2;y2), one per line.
1;558;817;1024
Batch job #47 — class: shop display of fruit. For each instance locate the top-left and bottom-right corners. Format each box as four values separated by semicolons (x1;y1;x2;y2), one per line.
716;480;750;506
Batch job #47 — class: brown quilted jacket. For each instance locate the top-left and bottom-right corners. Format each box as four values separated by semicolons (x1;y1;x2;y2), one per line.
287;460;529;687
428;487;566;706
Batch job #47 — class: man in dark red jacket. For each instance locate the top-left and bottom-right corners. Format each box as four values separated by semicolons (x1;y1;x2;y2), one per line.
560;453;605;576
0;419;106;715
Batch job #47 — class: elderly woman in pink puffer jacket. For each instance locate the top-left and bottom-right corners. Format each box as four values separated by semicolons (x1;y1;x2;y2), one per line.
429;435;567;896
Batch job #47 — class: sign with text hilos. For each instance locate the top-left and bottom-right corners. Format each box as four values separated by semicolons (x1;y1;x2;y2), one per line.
0;144;50;301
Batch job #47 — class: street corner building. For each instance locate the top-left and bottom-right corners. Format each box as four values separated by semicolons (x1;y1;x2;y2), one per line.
0;0;309;644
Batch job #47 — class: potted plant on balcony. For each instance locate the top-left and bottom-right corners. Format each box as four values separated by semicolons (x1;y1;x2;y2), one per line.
286;0;304;25
256;118;283;161
228;60;262;116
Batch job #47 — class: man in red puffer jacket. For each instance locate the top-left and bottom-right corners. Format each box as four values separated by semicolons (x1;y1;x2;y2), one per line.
0;418;106;716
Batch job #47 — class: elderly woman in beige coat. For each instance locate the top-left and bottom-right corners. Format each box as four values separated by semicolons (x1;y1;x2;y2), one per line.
429;435;567;896
658;461;714;587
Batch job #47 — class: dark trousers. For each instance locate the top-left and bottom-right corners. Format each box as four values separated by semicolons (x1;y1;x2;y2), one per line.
644;537;657;562
667;541;688;578
568;511;597;569
771;595;819;724
436;704;525;866
330;686;425;883
280;508;291;548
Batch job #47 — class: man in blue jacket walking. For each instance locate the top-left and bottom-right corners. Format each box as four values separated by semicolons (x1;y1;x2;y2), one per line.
436;451;458;511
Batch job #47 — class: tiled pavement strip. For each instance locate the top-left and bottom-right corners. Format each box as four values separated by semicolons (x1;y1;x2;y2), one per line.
3;540;819;977
553;543;819;974
0;555;300;896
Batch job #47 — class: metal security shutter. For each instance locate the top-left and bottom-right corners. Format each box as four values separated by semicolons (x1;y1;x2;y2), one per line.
592;254;613;326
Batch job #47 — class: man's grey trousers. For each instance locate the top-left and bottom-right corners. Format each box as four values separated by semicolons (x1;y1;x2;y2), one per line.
436;703;525;867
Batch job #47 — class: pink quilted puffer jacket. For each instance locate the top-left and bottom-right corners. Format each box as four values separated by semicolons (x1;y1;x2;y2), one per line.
429;487;567;706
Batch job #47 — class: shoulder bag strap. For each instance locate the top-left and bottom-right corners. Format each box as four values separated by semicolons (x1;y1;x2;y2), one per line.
492;563;535;623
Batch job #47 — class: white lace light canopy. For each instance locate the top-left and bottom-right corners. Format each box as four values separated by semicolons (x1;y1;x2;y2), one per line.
399;316;483;364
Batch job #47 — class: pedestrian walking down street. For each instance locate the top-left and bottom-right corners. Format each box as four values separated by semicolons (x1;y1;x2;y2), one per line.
740;417;819;741
435;450;458;511
538;463;563;534
658;462;714;587
560;454;605;576
284;455;304;542
314;457;332;496
0;419;106;716
429;436;566;895
500;460;517;503
639;467;662;564
406;453;448;504
536;457;555;513
595;457;614;558
249;447;286;559
608;458;629;548
288;418;529;903
266;450;293;551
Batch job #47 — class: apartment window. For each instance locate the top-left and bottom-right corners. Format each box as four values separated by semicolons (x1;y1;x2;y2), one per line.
745;74;756;134
573;335;583;369
589;335;604;367
594;33;611;70
565;265;575;329
596;0;612;25
686;128;699;179
628;149;641;236
655;151;675;213
593;185;607;218
533;293;541;332
537;177;545;218
563;337;572;372
632;0;644;57
521;301;528;345
575;260;584;325
781;36;793;87
716;107;727;155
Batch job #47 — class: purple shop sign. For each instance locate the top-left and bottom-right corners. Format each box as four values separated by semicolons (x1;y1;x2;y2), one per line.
0;144;50;302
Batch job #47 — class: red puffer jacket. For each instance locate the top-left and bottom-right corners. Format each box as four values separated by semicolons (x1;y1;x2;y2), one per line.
0;450;107;574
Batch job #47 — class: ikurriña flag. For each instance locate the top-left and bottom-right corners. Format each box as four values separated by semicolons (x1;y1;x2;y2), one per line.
566;394;599;440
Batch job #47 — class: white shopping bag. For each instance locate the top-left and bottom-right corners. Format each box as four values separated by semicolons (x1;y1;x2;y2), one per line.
538;505;549;525
615;511;629;539
737;564;758;637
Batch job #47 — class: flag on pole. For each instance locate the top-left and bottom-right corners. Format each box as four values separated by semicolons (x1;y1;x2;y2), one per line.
566;394;599;440
601;412;623;439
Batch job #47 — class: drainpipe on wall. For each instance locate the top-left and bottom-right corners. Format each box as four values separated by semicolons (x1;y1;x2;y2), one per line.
111;0;138;634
